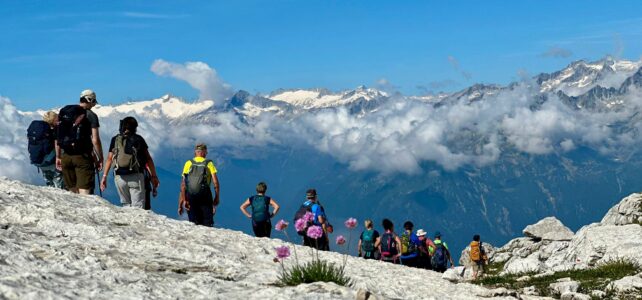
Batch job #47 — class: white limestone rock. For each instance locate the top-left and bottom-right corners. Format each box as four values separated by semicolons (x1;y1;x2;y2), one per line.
559;292;590;300
548;278;579;295
546;223;642;270
607;272;642;293
502;253;544;275
601;193;642;226
523;217;574;241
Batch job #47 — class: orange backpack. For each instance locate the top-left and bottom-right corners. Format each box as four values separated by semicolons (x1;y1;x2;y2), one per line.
470;241;482;262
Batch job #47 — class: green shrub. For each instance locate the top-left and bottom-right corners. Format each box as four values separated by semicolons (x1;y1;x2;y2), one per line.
475;259;641;297
278;259;353;287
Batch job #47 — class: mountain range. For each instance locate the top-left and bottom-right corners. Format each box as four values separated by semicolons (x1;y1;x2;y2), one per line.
8;56;642;257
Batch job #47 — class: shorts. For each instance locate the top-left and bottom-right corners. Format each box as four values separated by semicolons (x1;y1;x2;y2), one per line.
252;220;272;238
61;153;95;190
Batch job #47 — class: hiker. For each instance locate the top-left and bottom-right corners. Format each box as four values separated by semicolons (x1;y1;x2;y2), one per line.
358;219;380;260
469;234;488;280
416;229;436;270
100;117;160;208
429;231;455;273
55;89;103;195
294;189;330;251
178;143;220;227
399;221;421;268
240;181;280;237
376;218;402;264
27;111;64;188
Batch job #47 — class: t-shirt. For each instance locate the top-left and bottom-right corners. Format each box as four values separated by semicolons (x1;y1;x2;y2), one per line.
86;109;99;128
429;240;450;255
182;157;217;184
359;229;380;241
108;134;149;175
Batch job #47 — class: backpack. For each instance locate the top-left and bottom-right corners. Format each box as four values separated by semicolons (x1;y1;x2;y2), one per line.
250;195;271;222
113;134;143;174
470;241;482;262
380;232;398;259
57;105;91;154
185;159;212;195
27;120;55;166
400;232;418;255
361;229;376;252
431;243;449;269
293;201;313;236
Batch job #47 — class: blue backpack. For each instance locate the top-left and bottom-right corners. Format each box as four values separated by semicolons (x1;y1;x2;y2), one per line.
361;229;376;252
27;120;55;167
250;195;271;222
431;243;449;269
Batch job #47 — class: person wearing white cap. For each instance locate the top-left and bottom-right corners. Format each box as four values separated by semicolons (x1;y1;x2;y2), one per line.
415;229;437;270
55;89;104;195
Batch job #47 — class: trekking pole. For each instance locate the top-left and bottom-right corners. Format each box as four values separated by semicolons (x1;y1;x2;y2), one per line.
96;168;102;197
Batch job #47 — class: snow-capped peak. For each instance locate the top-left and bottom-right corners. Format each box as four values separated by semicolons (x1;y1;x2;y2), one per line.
538;57;641;96
268;86;388;109
94;95;215;119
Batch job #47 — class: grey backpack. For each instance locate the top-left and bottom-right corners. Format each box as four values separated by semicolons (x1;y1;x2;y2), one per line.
186;159;212;194
114;135;141;174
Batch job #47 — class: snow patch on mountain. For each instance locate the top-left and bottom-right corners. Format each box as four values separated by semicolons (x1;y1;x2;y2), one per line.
94;95;215;119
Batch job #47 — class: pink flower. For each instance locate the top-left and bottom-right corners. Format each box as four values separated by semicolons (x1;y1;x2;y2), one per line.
306;225;324;239
344;217;357;229
336;235;346;245
295;218;308;232
275;220;289;231
275;245;291;259
302;212;315;223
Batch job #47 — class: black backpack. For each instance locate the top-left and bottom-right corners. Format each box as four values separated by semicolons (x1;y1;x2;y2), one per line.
57;105;92;154
250;195;271;222
27;120;55;166
380;232;398;259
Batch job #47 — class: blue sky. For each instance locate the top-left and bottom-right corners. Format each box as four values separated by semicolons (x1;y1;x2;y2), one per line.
1;0;641;110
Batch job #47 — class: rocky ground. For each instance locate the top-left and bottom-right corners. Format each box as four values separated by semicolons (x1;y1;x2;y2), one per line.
446;193;642;299
0;178;538;300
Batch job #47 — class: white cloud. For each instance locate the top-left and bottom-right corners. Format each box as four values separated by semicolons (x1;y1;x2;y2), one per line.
0;97;39;182
150;59;233;106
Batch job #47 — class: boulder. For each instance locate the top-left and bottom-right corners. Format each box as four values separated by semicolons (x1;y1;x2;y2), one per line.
548;278;579;295
559;292;590;300
523;217;574;241
607;272;642;293
502;253;543;275
601;193;642;226
590;290;606;298
545;223;642;270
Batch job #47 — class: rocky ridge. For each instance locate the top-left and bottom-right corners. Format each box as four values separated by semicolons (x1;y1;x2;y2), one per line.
448;192;642;299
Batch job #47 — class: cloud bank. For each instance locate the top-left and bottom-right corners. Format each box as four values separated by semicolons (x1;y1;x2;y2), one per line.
150;59;233;105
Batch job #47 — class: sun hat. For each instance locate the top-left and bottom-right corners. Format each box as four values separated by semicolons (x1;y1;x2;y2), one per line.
416;229;427;237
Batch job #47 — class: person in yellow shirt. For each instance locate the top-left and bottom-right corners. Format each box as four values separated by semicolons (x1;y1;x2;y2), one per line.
178;143;220;227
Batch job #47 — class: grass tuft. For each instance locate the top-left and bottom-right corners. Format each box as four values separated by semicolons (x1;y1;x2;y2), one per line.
277;260;353;287
475;259;640;298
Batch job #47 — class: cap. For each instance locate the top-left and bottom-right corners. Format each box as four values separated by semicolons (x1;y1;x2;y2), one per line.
195;143;208;151
306;188;317;198
80;89;97;103
434;231;441;238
